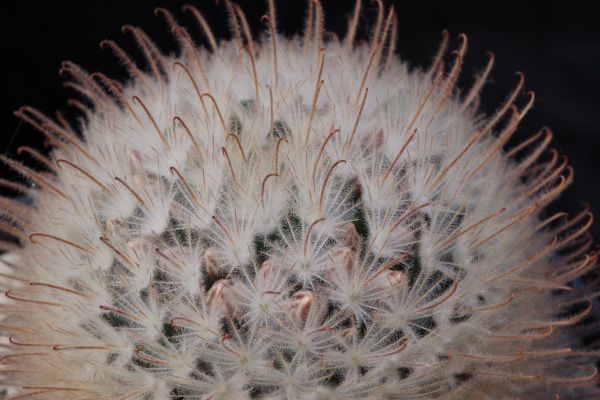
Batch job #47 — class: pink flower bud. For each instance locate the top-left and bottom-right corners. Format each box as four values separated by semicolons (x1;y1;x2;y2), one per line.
290;290;314;323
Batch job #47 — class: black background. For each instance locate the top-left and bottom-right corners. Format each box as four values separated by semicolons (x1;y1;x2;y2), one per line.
2;0;599;237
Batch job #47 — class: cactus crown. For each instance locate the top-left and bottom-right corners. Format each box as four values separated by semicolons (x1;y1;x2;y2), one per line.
1;1;599;399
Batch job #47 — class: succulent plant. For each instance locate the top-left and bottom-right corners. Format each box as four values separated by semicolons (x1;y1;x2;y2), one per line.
1;1;599;399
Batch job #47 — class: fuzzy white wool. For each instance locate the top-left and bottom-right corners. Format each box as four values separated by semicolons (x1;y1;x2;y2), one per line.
0;2;599;400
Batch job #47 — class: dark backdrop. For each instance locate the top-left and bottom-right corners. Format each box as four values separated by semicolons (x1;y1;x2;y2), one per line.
2;0;599;237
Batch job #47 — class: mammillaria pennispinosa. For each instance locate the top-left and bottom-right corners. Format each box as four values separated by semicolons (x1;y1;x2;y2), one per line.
1;1;599;399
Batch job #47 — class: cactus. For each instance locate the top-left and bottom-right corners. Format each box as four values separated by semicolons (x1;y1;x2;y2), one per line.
1;1;599;399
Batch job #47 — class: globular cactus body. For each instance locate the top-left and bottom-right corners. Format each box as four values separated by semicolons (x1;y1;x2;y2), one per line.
1;1;599;399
